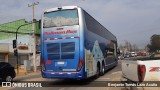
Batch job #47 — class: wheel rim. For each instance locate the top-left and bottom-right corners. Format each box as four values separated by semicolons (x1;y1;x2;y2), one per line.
102;65;105;74
6;76;12;82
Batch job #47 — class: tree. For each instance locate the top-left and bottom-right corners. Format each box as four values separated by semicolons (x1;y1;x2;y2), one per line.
147;34;160;52
132;44;138;52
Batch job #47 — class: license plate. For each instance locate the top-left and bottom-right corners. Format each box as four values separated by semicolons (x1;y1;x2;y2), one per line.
57;62;64;64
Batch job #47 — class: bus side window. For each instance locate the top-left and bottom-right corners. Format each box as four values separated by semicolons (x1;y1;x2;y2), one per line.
107;49;114;57
104;49;108;57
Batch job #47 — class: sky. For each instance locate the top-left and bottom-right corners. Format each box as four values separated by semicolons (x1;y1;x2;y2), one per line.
0;0;160;49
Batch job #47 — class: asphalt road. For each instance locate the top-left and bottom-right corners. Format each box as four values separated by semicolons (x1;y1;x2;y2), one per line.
1;60;125;90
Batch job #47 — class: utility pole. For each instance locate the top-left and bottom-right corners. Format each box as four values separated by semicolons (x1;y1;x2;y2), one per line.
28;2;39;72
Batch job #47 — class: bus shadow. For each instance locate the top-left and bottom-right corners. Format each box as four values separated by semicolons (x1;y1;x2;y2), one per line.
47;76;97;87
0;66;119;87
48;66;118;87
104;65;118;75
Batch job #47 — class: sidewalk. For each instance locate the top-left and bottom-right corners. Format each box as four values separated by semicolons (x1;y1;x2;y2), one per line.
15;68;40;77
14;68;42;81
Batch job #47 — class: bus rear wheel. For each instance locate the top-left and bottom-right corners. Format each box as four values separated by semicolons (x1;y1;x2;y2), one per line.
96;65;100;78
101;63;105;76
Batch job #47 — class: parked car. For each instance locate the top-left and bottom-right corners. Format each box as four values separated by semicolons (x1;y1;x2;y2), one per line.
124;53;130;58
118;55;124;60
0;62;16;82
130;52;137;57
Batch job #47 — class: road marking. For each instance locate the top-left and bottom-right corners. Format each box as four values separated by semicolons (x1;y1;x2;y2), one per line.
96;78;110;81
111;71;122;75
97;78;110;80
59;88;65;90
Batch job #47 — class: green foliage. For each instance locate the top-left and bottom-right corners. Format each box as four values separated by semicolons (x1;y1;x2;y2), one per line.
0;19;40;40
147;34;160;53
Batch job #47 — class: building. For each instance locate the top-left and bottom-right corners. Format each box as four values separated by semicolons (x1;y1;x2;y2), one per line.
0;19;40;68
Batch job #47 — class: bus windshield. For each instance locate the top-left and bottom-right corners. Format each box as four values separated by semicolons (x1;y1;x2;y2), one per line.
43;9;79;28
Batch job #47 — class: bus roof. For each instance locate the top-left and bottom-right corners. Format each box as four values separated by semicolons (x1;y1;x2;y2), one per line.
43;5;117;42
44;6;80;13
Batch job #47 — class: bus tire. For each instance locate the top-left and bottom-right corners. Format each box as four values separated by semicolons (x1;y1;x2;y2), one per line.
101;63;105;76
96;65;100;78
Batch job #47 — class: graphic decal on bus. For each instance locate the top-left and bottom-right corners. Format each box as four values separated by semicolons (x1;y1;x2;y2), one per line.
86;40;104;77
92;40;104;61
44;30;78;35
85;49;94;76
43;26;79;40
43;9;79;28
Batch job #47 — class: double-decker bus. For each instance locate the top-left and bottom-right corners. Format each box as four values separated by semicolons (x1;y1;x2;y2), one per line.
41;6;119;80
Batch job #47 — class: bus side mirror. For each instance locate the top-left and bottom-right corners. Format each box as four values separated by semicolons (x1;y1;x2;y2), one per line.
117;49;120;55
38;20;41;29
107;52;114;56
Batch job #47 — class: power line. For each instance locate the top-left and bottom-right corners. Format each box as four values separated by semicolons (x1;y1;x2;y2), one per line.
0;30;32;34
